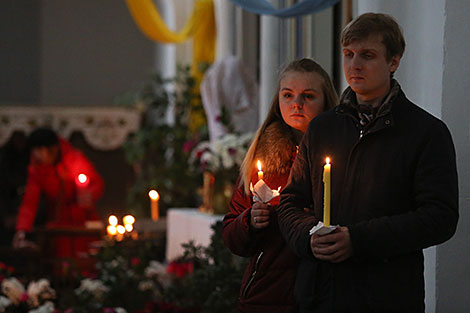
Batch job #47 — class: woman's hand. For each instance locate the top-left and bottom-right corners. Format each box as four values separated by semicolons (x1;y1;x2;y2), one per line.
250;201;271;229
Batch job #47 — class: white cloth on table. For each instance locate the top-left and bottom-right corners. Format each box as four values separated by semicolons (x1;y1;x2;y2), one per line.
166;208;223;261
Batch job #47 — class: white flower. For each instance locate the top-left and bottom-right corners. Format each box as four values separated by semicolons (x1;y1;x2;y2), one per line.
138;280;155;291
75;278;109;300
0;295;12;312
1;277;25;305
27;301;55;313
27;279;56;307
144;261;172;288
189;132;253;173
114;308;127;313
144;261;166;278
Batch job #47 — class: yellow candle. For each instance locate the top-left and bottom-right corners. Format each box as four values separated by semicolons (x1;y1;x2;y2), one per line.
148;190;160;221
323;157;331;226
257;160;263;181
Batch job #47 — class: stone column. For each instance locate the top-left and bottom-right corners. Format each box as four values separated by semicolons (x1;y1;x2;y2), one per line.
153;0;176;80
214;0;236;61
259;13;281;124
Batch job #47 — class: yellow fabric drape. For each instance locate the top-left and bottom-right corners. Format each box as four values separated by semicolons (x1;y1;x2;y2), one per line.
126;0;216;132
125;0;216;80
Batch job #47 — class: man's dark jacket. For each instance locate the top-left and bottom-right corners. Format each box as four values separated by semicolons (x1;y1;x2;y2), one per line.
277;83;459;313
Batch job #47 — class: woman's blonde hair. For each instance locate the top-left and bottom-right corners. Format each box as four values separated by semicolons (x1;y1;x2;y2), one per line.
240;58;338;195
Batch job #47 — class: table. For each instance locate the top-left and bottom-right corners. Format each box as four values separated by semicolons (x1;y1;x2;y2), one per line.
166;208;224;261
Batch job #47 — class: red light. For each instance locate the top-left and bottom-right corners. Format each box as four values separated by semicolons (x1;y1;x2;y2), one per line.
76;173;89;187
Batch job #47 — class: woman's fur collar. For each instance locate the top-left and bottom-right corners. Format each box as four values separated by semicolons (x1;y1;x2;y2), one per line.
254;121;297;176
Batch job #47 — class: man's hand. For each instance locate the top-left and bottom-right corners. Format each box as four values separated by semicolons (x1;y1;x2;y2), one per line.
250;201;271;229
77;190;93;208
12;230;26;249
12;231;39;250
310;226;353;263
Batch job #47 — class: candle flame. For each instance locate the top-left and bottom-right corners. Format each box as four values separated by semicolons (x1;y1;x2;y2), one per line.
108;215;118;226
125;224;133;232
78;173;88;184
123;215;135;225
257;160;262;172
116;225;126;235
325;157;330;165
107;225;117;236
148;189;160;200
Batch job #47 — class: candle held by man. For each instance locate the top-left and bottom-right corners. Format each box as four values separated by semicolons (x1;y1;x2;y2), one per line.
323;157;331;226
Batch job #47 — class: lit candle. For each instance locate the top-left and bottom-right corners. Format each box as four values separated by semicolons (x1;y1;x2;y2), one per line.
323;157;331;226
107;225;117;236
116;225;126;242
123;215;135;232
116;225;126;235
123;215;135;225
148;190;160;221
257;160;263;181
108;215;118;227
76;173;89;187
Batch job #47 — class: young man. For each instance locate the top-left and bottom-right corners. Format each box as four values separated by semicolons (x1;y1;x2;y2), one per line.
277;13;458;312
12;128;104;259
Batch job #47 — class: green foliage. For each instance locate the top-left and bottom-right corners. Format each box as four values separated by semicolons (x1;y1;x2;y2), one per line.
123;66;208;217
164;222;247;313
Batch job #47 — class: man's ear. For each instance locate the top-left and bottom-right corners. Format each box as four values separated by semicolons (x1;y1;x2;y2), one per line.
389;55;401;73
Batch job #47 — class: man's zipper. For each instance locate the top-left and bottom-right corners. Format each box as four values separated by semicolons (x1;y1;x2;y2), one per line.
242;251;264;298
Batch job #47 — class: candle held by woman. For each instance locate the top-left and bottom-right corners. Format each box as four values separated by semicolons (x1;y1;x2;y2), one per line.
257;160;263;181
323;157;331;226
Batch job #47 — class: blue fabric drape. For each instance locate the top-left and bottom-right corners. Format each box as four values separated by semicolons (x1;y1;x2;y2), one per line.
229;0;339;18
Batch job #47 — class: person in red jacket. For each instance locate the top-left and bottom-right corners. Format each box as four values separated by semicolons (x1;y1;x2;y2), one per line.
12;128;104;260
222;58;338;313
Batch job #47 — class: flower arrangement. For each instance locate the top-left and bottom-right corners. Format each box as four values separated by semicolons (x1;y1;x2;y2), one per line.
0;273;56;313
188;133;253;214
189;133;253;176
1;222;245;313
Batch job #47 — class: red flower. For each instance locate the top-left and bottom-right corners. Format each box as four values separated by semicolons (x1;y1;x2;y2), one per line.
7;266;14;273
20;292;28;302
131;257;141;267
167;261;194;278
0;262;6;270
183;140;196;153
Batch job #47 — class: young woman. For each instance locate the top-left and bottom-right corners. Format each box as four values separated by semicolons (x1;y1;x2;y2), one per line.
222;58;338;313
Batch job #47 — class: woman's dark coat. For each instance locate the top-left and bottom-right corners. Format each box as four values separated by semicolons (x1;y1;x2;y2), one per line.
223;121;299;313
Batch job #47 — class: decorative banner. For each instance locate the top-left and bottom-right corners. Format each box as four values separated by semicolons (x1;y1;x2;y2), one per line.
229;0;339;18
125;0;216;79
